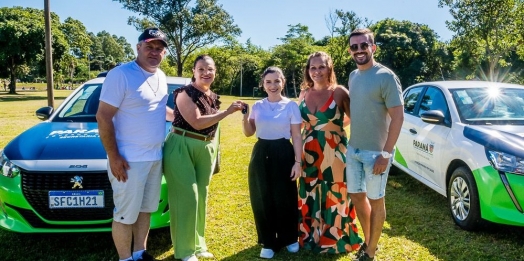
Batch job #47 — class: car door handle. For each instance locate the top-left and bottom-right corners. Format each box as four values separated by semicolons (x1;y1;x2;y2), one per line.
410;128;417;134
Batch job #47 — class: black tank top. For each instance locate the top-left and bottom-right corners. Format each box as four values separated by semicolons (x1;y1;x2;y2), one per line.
172;84;221;137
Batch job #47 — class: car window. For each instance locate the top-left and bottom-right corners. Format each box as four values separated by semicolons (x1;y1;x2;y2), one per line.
451;87;524;125
419;87;449;117
403;86;424;115
167;84;185;109
56;84;102;122
54;82;184;123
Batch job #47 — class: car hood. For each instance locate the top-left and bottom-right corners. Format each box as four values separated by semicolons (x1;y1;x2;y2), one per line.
463;125;524;158
3;122;106;160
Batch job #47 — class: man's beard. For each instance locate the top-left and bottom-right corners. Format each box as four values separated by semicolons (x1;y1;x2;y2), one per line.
353;52;371;65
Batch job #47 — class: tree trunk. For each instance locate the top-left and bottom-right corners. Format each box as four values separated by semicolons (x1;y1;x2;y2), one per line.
9;57;17;94
292;72;297;98
70;63;75;88
176;55;183;77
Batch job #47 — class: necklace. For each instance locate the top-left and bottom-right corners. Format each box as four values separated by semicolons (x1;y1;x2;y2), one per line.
139;67;159;96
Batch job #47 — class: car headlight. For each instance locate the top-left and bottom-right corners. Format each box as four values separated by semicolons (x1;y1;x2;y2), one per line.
0;150;20;178
487;150;524;174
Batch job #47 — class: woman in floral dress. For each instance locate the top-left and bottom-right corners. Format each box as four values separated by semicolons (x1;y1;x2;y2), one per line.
297;51;362;254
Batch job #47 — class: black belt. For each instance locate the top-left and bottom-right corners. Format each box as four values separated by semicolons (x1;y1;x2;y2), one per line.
172;129;213;141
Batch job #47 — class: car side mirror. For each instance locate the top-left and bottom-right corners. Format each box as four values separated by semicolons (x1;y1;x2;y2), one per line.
35;106;54;121
420;110;445;125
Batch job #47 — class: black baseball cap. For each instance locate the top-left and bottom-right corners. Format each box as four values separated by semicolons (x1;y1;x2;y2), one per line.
138;28;168;47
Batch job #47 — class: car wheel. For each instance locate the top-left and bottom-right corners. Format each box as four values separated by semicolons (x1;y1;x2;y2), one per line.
447;166;482;230
213;145;221;174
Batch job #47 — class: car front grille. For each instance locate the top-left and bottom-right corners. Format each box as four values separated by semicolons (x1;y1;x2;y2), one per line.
21;170;114;222
6;203;113;229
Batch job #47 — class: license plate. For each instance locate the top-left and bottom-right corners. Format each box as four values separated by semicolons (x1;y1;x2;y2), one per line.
49;190;104;209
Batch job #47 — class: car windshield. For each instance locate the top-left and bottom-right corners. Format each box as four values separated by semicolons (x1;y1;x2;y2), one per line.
52;83;185;123
451;87;524;125
54;84;102;122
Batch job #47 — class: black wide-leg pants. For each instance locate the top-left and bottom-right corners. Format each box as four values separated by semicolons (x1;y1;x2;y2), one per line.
248;138;299;251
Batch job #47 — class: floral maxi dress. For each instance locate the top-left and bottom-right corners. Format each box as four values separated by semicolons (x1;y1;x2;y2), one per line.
298;91;362;254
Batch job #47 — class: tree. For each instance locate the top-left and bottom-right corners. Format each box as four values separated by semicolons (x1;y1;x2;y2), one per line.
270;24;316;97
439;0;524;81
61;17;92;58
0;7;68;93
61;17;92;86
186;40;269;95
222;39;269;96
85;31;132;72
0;7;47;93
159;58;177;76
372;19;450;88
325;9;371;84
114;0;241;76
115;36;135;61
98;31;126;67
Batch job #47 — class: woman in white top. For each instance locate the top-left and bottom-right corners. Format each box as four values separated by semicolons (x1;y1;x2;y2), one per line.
242;66;303;259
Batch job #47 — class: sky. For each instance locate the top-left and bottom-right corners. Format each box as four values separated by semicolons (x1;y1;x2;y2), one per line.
2;0;454;50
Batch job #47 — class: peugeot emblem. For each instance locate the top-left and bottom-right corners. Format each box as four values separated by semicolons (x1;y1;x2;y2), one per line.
70;176;83;189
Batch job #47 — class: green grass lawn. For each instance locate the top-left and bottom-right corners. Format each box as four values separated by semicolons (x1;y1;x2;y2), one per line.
0;92;523;261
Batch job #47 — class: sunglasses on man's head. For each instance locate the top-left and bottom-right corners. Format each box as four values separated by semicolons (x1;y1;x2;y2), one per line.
349;42;371;52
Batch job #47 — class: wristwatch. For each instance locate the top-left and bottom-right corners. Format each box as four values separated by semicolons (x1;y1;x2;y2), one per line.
381;151;393;159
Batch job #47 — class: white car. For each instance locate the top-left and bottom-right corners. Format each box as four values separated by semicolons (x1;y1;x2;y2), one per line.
393;81;524;230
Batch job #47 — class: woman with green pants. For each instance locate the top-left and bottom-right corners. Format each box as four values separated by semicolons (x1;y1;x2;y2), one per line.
163;54;244;261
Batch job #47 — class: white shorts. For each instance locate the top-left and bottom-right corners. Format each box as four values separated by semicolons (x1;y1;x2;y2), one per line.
108;160;162;224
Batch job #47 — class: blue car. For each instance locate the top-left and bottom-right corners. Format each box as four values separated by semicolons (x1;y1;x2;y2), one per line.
0;76;221;233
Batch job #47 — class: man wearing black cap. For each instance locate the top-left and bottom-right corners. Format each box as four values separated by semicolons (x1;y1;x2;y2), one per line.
97;27;171;261
138;28;168;47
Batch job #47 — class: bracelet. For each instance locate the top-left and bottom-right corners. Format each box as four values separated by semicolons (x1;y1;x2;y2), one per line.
295;161;301;164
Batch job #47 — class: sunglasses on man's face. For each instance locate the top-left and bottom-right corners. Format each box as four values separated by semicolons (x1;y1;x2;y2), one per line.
349;42;371;52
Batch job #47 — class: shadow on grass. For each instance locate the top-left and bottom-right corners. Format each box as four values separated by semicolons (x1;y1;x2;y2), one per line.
219;245;352;261
160;243;307;260
0;227;176;261
147;227;177;260
383;169;524;261
0;93;69;102
160;241;356;260
0;232;116;261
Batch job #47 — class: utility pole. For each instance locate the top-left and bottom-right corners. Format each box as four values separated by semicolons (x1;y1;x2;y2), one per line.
98;56;105;71
239;62;243;97
44;0;55;107
87;55;90;79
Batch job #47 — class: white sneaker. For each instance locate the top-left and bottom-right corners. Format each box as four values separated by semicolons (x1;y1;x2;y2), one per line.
181;255;198;261
196;251;214;259
260;248;274;259
286;242;299;253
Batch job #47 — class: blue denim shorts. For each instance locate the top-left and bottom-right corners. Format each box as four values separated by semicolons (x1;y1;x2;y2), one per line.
346;145;393;199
